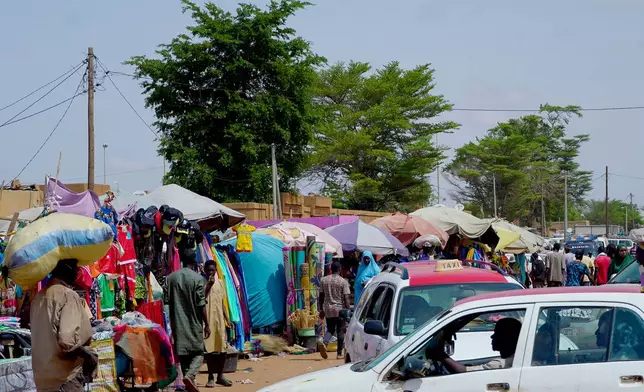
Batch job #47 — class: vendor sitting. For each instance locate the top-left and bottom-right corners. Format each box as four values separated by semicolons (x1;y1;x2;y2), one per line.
30;259;98;391
429;318;522;373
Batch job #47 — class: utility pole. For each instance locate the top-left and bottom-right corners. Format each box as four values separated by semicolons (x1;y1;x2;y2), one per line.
102;144;108;185
563;172;568;242
492;174;497;218
87;47;95;191
271;144;282;219
625;206;628;234
605;166;609;237
629;193;634;229
541;184;547;237
435;134;440;204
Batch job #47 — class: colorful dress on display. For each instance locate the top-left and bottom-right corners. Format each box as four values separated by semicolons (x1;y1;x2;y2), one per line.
233;224;256;252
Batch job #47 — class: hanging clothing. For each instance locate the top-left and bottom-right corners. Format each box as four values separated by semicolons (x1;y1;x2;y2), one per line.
205;277;228;354
233;224;256;252
118;226;137;300
354;251;380;305
98;275;116;314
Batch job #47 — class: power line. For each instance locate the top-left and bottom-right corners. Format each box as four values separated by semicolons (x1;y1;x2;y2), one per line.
0;93;85;128
451;106;644;112
0;60;85;113
10;70;87;182
0;61;86;128
94;57;158;138
62;165;165;181
609;172;644;181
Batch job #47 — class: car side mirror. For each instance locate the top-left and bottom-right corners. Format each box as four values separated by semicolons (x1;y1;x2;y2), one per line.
339;309;353;321
364;320;387;337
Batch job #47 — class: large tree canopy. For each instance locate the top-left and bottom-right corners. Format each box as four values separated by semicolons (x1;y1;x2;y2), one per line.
307;61;458;211
446;105;592;226
583;199;643;229
128;0;324;203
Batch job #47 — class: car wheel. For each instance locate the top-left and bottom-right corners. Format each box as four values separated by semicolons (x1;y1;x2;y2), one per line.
345;353;351;364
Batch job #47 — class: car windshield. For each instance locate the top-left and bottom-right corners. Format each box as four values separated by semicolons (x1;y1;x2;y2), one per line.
351;309;451;373
566;241;598;257
608;259;639;284
395;283;522;335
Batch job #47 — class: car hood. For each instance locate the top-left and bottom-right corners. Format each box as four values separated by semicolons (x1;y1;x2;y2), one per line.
258;363;375;392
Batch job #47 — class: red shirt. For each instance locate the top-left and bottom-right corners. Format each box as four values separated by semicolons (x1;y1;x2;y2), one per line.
595;255;612;284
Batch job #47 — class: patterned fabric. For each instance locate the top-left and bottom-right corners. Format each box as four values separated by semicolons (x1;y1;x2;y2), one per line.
566;261;589;286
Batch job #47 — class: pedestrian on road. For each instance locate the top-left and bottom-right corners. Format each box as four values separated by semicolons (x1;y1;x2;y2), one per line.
203;260;233;388
581;252;595;286
545;243;566;287
31;259;97;392
566;252;594;286
529;252;546;288
594;246;612;285
167;249;210;392
319;261;351;359
354;251;379;305
609;245;633;278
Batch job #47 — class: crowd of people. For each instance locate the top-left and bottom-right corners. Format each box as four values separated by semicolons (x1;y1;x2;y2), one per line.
529;242;637;288
29;248;232;392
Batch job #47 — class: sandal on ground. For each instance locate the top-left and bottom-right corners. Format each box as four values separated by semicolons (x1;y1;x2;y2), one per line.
205;379;215;388
216;378;233;387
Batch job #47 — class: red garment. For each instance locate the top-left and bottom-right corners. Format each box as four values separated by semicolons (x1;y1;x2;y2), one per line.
118;225;137;299
595;255;611;284
96;243;119;276
137;301;165;327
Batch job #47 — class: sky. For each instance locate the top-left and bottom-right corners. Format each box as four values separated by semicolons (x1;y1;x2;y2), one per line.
1;0;643;207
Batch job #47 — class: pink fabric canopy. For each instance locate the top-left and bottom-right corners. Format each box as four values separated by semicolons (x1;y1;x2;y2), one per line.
371;212;449;248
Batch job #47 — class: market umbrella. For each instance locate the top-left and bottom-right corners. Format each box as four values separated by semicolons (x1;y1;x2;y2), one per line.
257;225;342;257
411;205;500;248
265;221;344;257
325;220;409;256
489;219;545;253
371;212;449;248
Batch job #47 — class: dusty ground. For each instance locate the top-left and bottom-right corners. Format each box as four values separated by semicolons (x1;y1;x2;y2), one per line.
195;353;343;391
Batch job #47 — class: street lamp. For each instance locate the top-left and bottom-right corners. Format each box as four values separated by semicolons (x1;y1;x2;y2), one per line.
102;144;108;185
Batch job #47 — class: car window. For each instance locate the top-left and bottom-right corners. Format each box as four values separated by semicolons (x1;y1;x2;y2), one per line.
608;308;644;362
359;285;386;324
355;283;377;320
532;306;612;366
608;259;639;284
379;287;395;327
395;283;522;335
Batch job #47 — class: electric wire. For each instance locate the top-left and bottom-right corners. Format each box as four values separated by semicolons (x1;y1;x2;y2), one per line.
0;60;85;113
10;70;87;182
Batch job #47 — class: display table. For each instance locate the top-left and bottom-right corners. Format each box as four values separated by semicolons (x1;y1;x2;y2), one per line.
0;356;36;392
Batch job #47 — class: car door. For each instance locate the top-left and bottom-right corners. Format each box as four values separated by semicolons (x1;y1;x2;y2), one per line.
365;285;395;359
518;302;644;392
358;284;392;360
372;304;535;392
346;283;381;362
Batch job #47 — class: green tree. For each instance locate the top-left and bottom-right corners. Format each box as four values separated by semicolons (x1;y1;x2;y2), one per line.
127;0;325;202
307;61;458;211
583;199;643;228
445;105;591;226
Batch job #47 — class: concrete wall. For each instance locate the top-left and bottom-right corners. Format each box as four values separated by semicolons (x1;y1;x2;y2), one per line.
0;183;111;217
224;193;388;223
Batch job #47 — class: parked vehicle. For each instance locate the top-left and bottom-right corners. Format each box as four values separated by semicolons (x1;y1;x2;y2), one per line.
344;260;523;364
260;285;644;392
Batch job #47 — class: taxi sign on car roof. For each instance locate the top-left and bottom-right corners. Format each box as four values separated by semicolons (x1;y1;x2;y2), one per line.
435;259;464;272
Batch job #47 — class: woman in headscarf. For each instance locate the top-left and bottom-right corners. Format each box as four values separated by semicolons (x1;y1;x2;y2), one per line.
609;245;634;277
354;251;380;305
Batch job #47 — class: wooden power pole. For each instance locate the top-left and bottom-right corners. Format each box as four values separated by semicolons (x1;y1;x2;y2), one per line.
604;166;609;236
87;47;95;191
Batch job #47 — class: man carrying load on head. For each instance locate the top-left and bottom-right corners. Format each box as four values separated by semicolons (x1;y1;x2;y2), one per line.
31;259;98;392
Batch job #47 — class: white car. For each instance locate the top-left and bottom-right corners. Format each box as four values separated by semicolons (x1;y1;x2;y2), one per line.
345;260;524;364
260;285;644;392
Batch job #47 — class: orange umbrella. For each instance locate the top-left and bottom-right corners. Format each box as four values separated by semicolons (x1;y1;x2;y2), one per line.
371;212;449;248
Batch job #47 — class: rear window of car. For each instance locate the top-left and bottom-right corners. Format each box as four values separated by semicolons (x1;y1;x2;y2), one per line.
395;283;522;335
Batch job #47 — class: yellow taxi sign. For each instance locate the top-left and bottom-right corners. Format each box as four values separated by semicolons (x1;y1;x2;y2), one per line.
435;259;463;272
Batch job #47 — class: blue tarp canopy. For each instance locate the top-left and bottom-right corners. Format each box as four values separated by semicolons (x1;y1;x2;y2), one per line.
222;233;286;328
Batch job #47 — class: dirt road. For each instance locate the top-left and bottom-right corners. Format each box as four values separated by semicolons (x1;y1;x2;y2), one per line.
195;353;343;391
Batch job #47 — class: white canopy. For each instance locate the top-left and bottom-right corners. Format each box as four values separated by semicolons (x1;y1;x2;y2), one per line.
411;205;500;248
109;184;245;231
488;219;545;253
